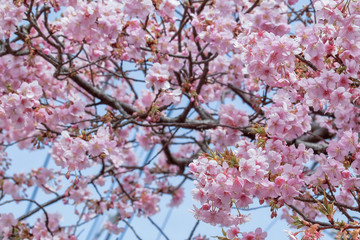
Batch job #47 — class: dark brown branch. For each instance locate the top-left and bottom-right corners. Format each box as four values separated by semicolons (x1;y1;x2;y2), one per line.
245;0;261;14
295;196;360;212
296;54;319;71
196;0;210;14
228;83;262;114
148;217;170;240
123;220;142;240
287;203;332;227
18;195;66;221
324;178;355;223
187;220;200;240
161;140;192;173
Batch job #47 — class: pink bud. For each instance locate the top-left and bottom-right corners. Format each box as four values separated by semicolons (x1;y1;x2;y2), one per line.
43;48;51;54
198;95;204;103
275;177;285;186
202;203;210;211
111;195;116;202
342;170;351;179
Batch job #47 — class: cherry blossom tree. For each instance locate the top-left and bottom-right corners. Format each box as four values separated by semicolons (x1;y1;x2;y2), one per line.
0;0;359;239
